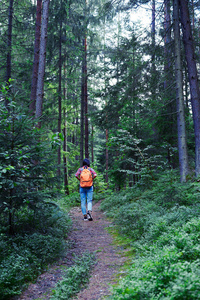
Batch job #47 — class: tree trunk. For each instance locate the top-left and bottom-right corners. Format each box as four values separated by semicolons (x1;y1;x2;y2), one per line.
151;0;155;71
6;0;14;83
106;128;109;184
80;49;85;165
199;18;200;59
84;1;89;160
173;0;189;182
84;36;89;159
58;16;62;177
191;0;195;33
179;0;200;177
151;0;156;99
63;108;69;194
164;0;171;89
83;0;89;161
75;116;79;162
35;0;50;128
6;0;14;106
91;125;94;163
63;23;69;195
103;9;108;185
30;0;42;115
164;0;177;167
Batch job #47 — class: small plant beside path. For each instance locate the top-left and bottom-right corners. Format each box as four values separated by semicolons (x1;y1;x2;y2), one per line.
50;252;95;299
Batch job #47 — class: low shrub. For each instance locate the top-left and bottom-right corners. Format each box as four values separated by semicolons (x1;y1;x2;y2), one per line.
146;173;200;208
51;251;95;299
128;216;200;297
108;217;200;299
101;174;200;242
102;172;200;299
100;188;142;217
109;253;200;299
0;203;72;299
0;252;39;298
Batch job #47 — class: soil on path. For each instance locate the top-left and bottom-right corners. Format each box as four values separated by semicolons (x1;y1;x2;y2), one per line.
16;201;127;300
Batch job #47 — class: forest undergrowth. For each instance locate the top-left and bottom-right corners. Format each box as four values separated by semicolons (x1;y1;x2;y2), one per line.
1;170;200;299
0;202;72;300
100;171;200;299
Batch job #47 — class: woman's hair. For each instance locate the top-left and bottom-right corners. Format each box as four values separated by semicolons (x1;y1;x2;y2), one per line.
83;158;90;167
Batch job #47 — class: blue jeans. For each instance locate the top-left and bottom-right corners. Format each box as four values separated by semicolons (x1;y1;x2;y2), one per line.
80;186;93;215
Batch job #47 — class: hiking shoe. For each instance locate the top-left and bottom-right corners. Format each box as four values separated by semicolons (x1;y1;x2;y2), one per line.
87;211;93;221
83;214;88;221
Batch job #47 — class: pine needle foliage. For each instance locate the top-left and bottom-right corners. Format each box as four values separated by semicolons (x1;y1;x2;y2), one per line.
0;90;72;298
0;92;58;234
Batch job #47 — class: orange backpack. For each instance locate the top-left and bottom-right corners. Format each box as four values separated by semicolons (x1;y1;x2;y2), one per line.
80;167;93;187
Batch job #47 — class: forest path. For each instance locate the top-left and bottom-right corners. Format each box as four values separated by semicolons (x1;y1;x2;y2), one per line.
16;201;128;300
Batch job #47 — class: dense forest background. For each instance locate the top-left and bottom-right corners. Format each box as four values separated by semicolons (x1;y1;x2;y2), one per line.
1;0;200;299
1;0;200;190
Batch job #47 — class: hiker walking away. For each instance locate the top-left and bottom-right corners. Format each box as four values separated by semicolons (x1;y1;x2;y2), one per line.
75;158;97;221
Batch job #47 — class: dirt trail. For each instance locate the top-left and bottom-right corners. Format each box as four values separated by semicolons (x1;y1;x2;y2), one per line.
16;201;127;300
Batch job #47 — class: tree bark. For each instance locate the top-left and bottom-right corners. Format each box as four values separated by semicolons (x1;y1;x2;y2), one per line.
164;0;177;167
151;0;156;100
63;108;69;194
84;0;89;160
179;0;200;177
173;0;189;182
164;0;171;90
106;128;109;183
63;18;69;195
6;0;14;106
58;15;62;177
84;36;89;159
103;8;108;185
35;0;50;128
30;0;42;115
91;125;94;163
80;48;85;165
151;0;155;71
6;0;14;83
